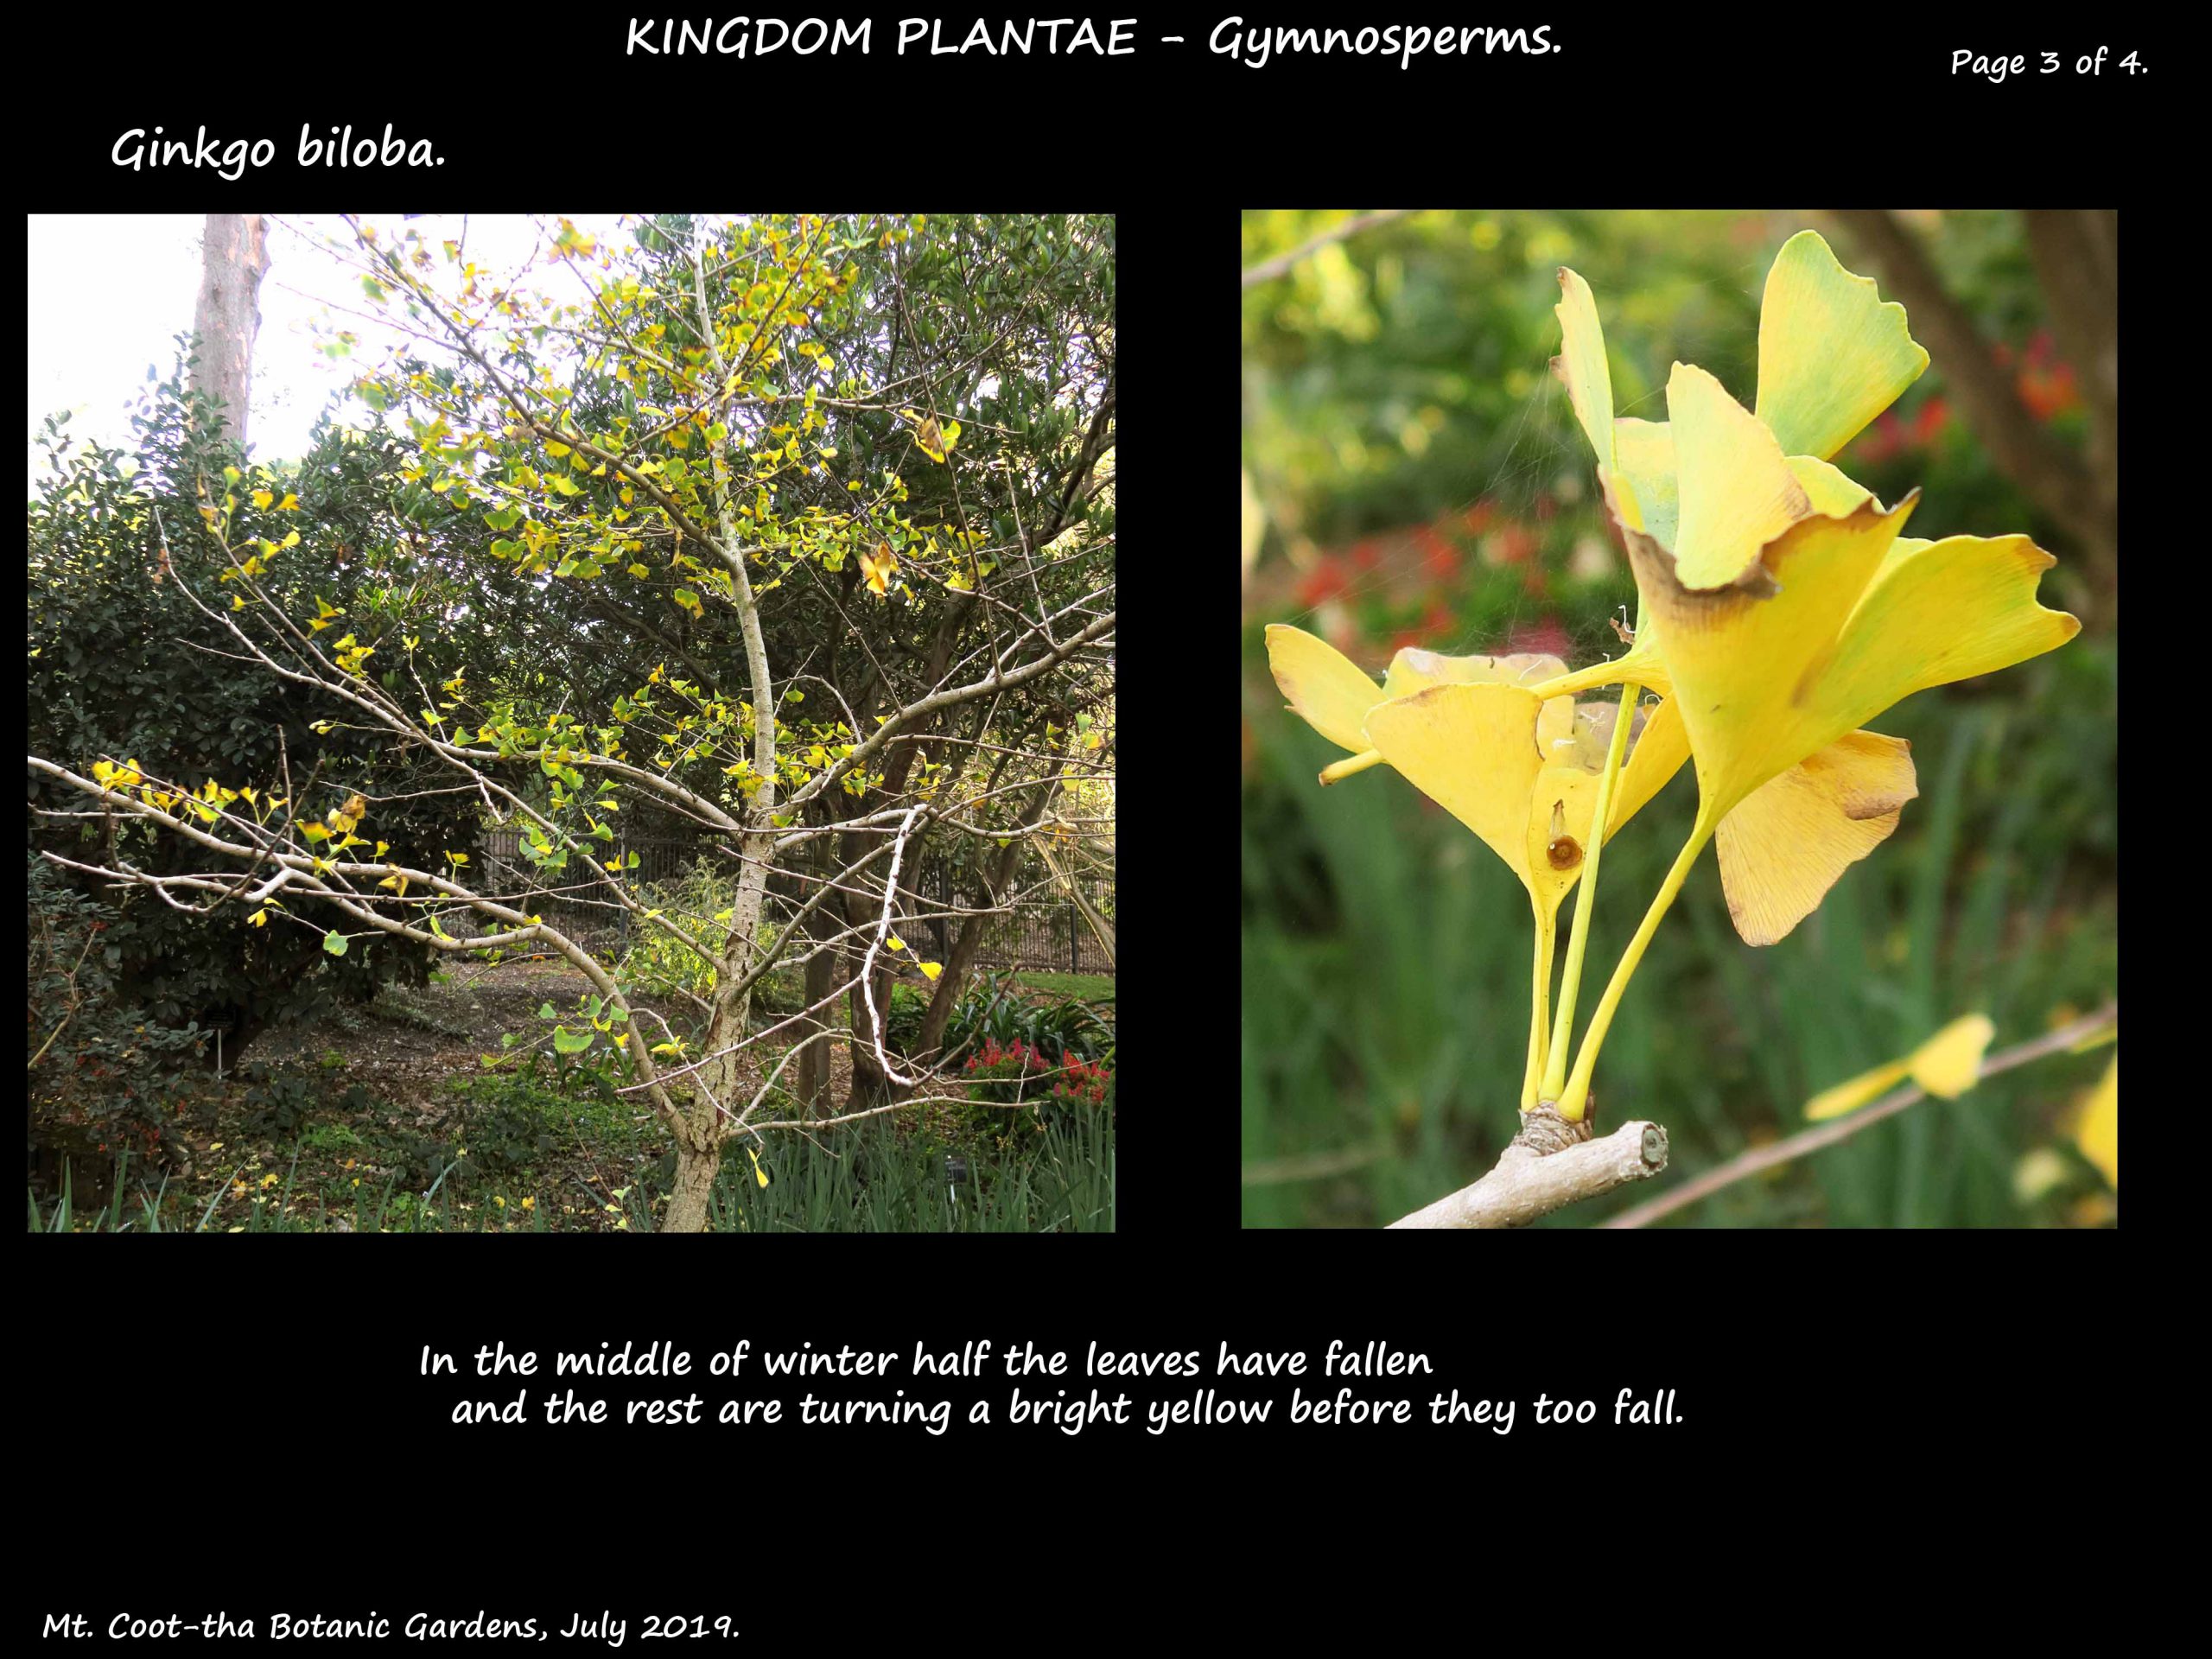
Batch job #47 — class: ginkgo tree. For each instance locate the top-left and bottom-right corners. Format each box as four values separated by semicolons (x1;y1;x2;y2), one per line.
28;212;1116;1233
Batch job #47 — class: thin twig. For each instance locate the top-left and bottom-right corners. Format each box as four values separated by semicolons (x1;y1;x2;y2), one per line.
1601;1004;2118;1230
1243;1146;1383;1186
1240;211;1409;291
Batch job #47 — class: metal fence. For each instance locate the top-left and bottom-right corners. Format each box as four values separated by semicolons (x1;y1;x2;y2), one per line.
475;827;1113;977
932;870;1115;976
476;825;705;956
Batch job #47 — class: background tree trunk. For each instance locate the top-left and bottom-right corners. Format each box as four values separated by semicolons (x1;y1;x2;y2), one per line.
2022;208;2118;615
833;596;975;1110
192;213;270;450
912;771;1066;1065
793;827;840;1116
1826;208;2117;623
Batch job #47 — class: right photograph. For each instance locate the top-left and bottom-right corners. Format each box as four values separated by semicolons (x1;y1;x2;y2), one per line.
1240;210;2116;1228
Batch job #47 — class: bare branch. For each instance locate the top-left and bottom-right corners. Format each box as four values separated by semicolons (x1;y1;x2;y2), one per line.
1240;210;1409;291
1601;1005;2118;1230
1388;1110;1669;1229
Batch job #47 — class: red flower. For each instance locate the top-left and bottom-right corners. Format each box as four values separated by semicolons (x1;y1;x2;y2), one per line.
1294;556;1350;608
2018;361;2079;422
1413;524;1460;581
1504;615;1570;659
1855;409;1904;464
1494;524;1537;566
1912;394;1950;445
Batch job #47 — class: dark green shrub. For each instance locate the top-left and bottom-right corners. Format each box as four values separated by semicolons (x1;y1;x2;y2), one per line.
450;1086;564;1176
235;1062;320;1139
953;1039;1113;1142
884;982;928;1056
944;970;1115;1066
234;1064;388;1142
27;851;206;1157
27;359;483;1065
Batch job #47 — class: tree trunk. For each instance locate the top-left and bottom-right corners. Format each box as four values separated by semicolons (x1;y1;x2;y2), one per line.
832;595;976;1111
192;213;270;450
794;830;841;1116
659;828;776;1232
2022;209;2119;622
912;771;1065;1062
842;928;896;1113
1825;208;2116;623
663;1134;721;1233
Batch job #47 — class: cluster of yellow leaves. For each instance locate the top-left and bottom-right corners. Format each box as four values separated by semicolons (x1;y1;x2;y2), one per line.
328;632;377;676
912;414;962;463
886;935;944;981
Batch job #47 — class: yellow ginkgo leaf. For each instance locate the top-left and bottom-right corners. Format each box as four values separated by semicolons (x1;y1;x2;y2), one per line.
1755;228;1931;462
860;542;897;596
1803;1014;1997;1121
1550;265;1616;470
1712;731;1917;945
888;935;906;951
917;961;943;982
2072;1054;2117;1188
747;1146;770;1188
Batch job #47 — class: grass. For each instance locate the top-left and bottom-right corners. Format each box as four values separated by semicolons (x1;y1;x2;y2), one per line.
29;1104;1114;1233
31;1014;1116;1234
1009;970;1116;1001
1240;637;2117;1228
32;926;1119;1232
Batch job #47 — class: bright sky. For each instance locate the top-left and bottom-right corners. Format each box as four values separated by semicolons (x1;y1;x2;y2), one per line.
25;213;629;493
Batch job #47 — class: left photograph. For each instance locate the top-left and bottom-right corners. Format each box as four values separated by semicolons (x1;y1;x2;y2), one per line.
29;212;1116;1233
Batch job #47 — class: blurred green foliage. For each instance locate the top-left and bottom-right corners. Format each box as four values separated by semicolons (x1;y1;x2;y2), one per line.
1241;210;2117;1227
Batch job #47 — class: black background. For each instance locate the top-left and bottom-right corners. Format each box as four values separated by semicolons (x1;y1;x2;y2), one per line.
22;8;2156;1645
